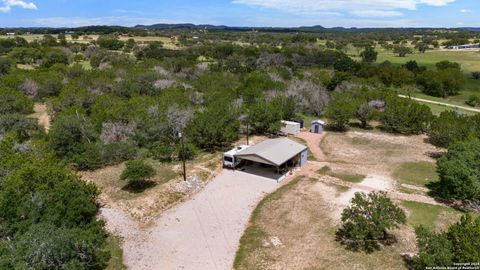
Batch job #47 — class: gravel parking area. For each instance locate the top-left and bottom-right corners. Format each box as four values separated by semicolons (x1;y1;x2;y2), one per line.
109;169;279;270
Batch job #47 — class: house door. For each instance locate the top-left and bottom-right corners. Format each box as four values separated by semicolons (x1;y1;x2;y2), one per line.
314;125;319;133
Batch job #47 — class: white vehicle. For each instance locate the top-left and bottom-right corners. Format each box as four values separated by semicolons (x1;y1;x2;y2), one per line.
223;145;250;168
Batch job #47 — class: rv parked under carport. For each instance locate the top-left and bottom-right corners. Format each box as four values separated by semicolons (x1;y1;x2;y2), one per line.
233;138;308;176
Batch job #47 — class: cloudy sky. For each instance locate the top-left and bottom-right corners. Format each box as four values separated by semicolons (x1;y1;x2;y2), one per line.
0;0;477;28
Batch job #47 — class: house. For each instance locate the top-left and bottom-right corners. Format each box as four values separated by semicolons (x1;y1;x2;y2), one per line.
311;120;325;134
234;138;308;173
447;43;480;49
280;120;301;135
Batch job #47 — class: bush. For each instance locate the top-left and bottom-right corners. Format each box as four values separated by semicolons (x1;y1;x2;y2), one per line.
381;97;432;134
120;160;156;186
472;72;480;80
0;113;40;141
427;111;473;148
431;139;480;202
0;88;34;115
336;191;406;252
0;139;109;269
324;92;355;131
413;214;480;269
465;95;480;107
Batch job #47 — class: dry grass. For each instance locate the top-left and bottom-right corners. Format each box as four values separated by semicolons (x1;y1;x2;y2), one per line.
80;152;223;223
235;130;461;269
235;177;413;270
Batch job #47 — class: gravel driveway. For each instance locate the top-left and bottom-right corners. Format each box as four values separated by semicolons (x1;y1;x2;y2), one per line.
112;169;279;270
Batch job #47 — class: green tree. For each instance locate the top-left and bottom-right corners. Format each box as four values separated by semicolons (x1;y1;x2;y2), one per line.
427;111;473;148
413;226;454;269
0;139;109;269
432;139;480;202
336;191;406;252
120;160;156;186
97;35;125;51
381;97;432;134
472;72;480;80
413;214;480;269
0;57;12;75
190;100;240;150
0;88;34;115
360;46;378;64
324;92;355;131
393;45;413;57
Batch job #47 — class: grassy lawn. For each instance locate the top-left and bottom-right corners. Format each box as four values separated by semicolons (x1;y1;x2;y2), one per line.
318;165;365;183
393;161;438;187
377;50;480;73
401;201;461;231
234;177;304;269
378;49;480;107
104;236;126;270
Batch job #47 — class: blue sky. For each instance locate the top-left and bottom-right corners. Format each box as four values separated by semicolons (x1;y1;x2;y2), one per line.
0;0;478;28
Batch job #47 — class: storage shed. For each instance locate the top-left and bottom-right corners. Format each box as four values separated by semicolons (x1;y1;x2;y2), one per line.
280;120;301;135
311;120;325;134
234;138;308;174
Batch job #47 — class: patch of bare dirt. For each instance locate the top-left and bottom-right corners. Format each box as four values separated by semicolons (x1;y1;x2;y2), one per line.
32;103;51;132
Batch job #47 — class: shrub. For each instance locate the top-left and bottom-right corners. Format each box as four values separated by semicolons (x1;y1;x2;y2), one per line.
381;97;432;134
324;92;355;131
336;191;406;252
465;95;480;107
0;88;34;115
472;72;480;80
431;139;480;202
413;214;480;269
427;111;472;148
120;160;156;186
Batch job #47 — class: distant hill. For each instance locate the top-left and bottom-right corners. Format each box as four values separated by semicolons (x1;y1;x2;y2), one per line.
134;23;328;32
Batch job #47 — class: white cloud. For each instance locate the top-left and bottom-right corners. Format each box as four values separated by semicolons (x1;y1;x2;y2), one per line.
29;16;179;27
351;10;403;17
233;0;456;17
460;9;471;13
0;0;37;13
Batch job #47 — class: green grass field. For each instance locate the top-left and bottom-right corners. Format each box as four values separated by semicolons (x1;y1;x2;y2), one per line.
318;165;366;183
401;201;461;231
393;161;438;187
377;49;480;109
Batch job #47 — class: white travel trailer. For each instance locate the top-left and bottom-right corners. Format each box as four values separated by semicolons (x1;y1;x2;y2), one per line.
223;145;250;168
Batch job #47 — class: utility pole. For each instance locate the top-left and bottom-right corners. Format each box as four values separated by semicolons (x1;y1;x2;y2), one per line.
179;132;186;181
246;121;249;146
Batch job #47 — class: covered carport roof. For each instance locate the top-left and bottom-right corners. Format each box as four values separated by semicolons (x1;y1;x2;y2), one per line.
234;138;307;167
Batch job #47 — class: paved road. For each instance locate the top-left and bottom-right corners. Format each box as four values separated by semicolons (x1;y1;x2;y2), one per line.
120;170;279;270
398;94;480;113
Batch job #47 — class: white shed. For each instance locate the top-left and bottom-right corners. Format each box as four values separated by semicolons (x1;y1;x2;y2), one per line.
280;120;301;135
311;120;325;134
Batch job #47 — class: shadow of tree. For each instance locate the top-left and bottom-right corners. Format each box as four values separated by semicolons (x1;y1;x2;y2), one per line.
122;180;157;193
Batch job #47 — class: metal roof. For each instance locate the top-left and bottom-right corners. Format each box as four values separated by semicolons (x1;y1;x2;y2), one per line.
235;138;307;167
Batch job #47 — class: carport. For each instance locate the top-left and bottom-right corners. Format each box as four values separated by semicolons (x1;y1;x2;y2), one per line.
234;138;308;178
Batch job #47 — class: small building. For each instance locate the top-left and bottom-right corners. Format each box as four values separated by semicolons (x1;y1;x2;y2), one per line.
311;120;325;134
234;138;308;174
280;120;301;135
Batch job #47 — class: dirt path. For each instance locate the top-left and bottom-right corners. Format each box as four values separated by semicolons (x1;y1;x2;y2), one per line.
295;131;326;161
398;94;480;113
32;103;51;132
